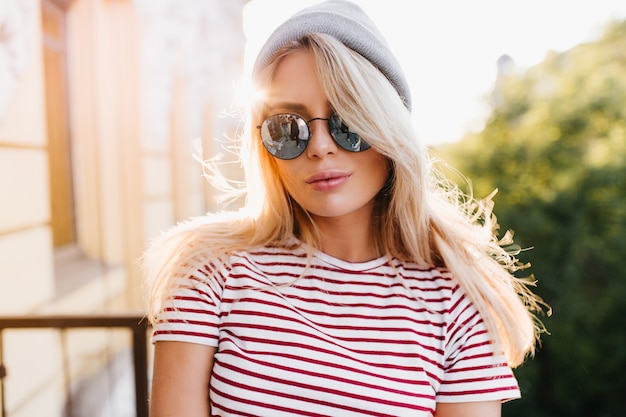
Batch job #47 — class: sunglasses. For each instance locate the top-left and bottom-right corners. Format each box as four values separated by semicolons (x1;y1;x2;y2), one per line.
257;113;371;160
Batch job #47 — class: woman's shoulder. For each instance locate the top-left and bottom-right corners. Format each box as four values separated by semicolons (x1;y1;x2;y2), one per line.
187;234;305;271
388;258;459;302
392;258;454;284
228;237;308;268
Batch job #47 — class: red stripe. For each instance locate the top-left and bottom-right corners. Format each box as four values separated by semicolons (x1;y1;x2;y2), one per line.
219;334;445;371
219;347;432;386
440;373;516;386
222;348;434;396
153;329;217;340
212;361;434;415
437;385;520;396
228;296;447;328
223;291;448;315
230;306;446;340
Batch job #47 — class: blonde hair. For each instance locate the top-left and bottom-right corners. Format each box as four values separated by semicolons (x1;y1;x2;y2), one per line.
144;33;545;367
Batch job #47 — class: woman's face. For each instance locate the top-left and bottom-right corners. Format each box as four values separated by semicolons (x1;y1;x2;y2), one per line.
263;50;389;227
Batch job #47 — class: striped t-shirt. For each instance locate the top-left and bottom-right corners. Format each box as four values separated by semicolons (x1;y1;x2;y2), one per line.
153;243;520;416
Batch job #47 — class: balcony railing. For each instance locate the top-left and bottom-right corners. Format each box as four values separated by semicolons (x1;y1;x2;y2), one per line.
0;314;150;417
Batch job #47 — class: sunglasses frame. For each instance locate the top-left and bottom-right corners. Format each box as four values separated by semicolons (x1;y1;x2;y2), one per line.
257;112;370;160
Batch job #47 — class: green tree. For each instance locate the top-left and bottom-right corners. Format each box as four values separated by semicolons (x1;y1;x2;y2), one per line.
436;20;626;417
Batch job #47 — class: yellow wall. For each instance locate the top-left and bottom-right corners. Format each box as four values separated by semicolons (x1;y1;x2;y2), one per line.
0;1;141;415
65;0;146;306
0;0;54;315
0;1;63;415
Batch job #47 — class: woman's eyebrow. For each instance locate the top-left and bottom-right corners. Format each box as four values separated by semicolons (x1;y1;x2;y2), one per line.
263;102;309;114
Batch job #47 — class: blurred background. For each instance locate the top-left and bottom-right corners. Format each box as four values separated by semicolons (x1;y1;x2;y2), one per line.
0;0;624;416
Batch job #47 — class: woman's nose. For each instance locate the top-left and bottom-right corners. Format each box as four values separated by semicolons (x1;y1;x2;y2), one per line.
306;119;338;158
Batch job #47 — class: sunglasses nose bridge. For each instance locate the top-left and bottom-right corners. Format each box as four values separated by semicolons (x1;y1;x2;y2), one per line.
305;117;338;157
305;117;330;138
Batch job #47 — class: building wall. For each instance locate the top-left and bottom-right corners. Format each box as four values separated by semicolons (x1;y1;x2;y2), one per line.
0;1;62;415
0;0;247;415
0;0;54;314
136;0;247;232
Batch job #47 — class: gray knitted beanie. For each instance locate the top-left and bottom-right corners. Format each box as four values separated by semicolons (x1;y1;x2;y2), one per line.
252;0;412;110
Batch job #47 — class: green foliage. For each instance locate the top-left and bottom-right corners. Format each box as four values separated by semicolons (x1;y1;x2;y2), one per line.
435;19;626;417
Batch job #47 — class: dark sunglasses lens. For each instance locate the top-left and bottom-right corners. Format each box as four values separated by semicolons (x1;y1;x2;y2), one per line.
259;114;309;160
328;113;370;152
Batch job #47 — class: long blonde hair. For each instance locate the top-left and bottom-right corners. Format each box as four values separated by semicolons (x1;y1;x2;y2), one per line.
144;33;545;367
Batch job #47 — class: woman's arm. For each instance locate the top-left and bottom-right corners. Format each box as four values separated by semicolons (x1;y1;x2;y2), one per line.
435;401;501;417
150;341;217;417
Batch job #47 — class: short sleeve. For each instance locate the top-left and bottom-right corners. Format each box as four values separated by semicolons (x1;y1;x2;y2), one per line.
437;284;521;403
152;258;228;347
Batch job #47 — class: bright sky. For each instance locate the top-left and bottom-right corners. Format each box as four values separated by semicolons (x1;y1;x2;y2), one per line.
243;0;626;144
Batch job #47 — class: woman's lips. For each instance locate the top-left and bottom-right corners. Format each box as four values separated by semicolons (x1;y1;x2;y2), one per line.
305;170;351;192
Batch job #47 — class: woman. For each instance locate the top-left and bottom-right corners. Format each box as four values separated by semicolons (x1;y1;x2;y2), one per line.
145;1;545;416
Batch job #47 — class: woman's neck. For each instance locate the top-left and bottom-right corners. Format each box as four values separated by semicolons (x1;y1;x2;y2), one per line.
312;215;381;263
